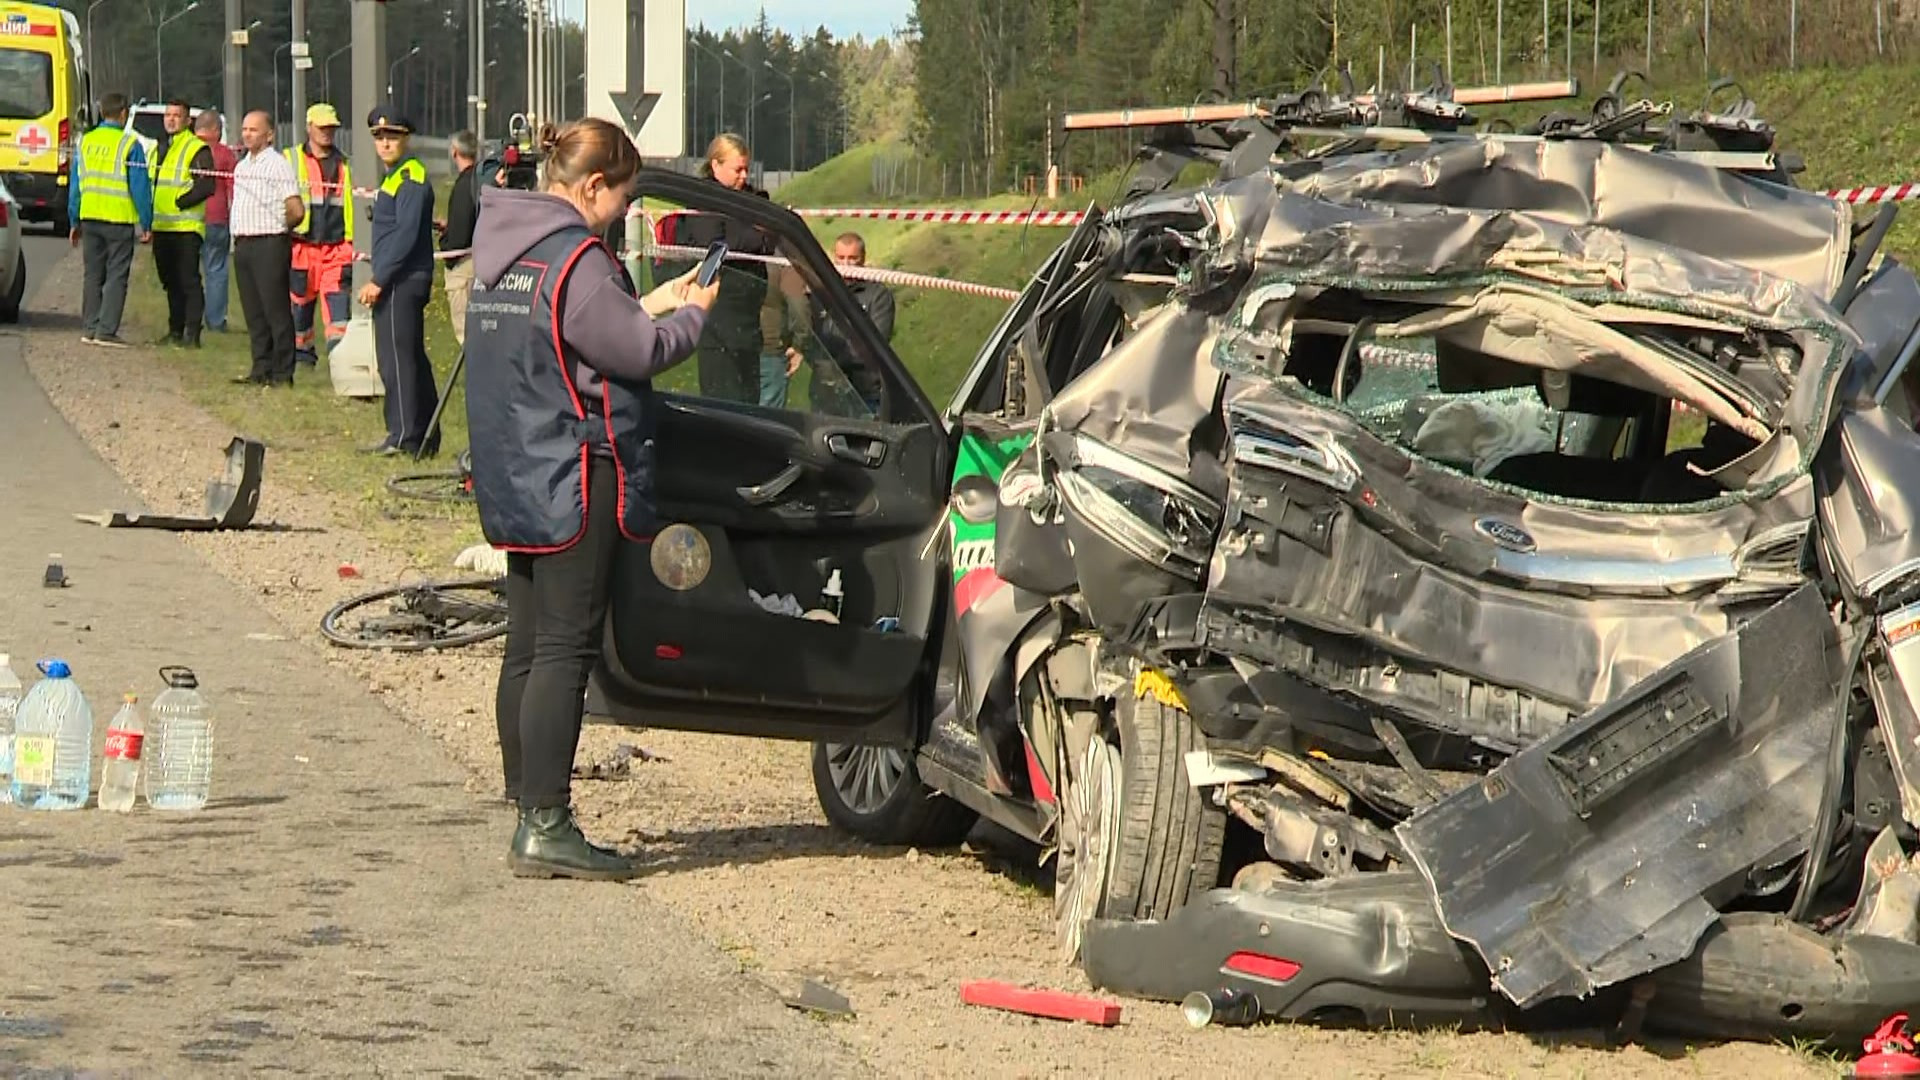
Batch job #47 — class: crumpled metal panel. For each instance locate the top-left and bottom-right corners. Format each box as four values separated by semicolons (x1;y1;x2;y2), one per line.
1817;406;1920;603
1041;304;1229;499
1395;583;1843;1009
1283;139;1851;299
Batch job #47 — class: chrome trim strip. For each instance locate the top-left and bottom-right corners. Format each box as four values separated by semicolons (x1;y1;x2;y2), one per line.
1489;549;1738;591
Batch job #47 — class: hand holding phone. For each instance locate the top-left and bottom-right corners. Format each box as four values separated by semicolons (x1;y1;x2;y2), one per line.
695;240;729;288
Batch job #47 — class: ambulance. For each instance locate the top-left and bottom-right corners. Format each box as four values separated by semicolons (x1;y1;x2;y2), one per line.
0;2;86;231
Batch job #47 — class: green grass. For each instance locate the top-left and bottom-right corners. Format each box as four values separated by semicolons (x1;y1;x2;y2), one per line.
123;236;485;573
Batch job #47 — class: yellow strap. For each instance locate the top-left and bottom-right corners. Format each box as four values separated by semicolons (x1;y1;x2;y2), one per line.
1134;668;1188;712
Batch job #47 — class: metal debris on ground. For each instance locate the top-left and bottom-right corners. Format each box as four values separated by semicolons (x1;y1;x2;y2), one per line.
773;977;855;1019
573;743;665;781
41;555;66;588
75;437;269;532
1180;987;1261;1029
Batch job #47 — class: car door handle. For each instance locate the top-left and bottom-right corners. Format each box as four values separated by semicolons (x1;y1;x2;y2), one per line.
826;433;886;468
736;463;805;506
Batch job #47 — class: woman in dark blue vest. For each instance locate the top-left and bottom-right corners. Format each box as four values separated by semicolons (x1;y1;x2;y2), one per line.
464;118;720;881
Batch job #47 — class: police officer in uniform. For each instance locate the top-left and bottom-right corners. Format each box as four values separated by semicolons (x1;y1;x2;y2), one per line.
465;118;717;881
357;106;439;457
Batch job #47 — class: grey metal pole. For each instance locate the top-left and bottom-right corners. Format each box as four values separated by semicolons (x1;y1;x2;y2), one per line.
291;0;307;126
524;0;536;132
1645;0;1653;74
1594;0;1601;75
1790;0;1797;68
1496;0;1504;83
350;0;388;295
477;2;488;140
467;0;478;132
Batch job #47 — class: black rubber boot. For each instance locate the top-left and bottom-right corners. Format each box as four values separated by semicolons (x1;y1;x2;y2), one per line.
509;806;638;881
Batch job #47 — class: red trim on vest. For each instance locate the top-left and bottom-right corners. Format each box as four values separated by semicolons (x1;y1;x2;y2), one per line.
493;255;591;556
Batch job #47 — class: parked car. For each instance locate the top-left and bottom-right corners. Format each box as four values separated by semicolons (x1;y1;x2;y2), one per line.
587;79;1920;1046
0;173;29;321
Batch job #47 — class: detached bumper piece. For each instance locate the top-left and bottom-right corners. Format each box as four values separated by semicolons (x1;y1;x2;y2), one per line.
1081;873;1503;1029
75;437;266;531
1397;583;1844;1009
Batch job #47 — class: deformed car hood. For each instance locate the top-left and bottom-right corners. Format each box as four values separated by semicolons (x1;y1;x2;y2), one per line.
1280;138;1851;299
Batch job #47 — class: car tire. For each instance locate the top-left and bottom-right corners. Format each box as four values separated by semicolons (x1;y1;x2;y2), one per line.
1054;679;1225;960
0;249;25;323
810;740;978;848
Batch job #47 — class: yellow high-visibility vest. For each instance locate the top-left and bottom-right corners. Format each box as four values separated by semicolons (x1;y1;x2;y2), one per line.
152;132;207;236
286;146;354;243
76;125;138;225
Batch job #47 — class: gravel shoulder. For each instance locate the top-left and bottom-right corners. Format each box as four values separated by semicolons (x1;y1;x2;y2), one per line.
18;243;1838;1079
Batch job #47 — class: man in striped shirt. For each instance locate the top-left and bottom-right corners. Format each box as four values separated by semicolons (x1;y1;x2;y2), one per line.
228;110;304;387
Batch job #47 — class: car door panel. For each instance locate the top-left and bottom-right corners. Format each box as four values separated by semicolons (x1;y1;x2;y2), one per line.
588;169;950;748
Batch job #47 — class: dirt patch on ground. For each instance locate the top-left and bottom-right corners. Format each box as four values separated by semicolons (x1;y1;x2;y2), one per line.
19;252;1836;1078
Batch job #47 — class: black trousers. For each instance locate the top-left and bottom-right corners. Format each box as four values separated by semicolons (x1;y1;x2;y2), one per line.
232;234;296;384
375;273;440;453
152;231;204;342
496;457;620;809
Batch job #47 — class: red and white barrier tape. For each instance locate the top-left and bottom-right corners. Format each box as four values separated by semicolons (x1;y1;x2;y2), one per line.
794;207;1087;227
647;242;1020;301
1822;184;1920;205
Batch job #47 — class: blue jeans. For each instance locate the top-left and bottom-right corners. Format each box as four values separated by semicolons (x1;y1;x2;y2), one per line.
759;353;790;408
201;223;231;331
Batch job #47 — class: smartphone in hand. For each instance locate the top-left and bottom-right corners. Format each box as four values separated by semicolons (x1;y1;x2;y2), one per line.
696;241;729;288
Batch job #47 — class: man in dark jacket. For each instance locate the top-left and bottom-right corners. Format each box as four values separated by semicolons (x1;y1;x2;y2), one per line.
811;231;895;415
357;105;439;457
441;130;481;349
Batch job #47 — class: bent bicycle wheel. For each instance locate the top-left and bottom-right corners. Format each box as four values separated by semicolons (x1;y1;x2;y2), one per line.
385;469;474;503
321;578;508;651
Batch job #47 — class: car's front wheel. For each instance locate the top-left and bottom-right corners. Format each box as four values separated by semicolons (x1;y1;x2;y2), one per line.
1054;674;1226;962
810;741;978;848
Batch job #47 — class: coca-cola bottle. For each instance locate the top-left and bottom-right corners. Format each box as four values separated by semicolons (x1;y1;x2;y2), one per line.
97;693;144;813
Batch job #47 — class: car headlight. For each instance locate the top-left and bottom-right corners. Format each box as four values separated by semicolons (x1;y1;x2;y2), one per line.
1053;434;1221;580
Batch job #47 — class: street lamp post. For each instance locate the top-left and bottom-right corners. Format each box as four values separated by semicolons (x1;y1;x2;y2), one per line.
387;44;421;102
762;60;795;173
323;43;351;102
688;39;727;140
156;0;202;100
85;0;110;97
719;47;756;149
272;41;291;133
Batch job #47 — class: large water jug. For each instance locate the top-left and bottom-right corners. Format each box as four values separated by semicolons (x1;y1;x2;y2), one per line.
10;659;92;810
0;653;21;806
147;666;211;811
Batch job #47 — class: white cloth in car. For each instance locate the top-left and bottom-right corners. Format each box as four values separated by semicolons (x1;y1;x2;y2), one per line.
1412;397;1556;476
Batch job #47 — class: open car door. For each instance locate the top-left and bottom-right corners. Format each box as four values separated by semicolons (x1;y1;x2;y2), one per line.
586;170;950;748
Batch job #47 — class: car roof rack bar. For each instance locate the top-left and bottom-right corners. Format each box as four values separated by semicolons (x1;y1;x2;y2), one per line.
1062;78;1579;132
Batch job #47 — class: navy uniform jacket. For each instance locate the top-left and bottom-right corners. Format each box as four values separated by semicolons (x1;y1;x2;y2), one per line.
371;156;435;287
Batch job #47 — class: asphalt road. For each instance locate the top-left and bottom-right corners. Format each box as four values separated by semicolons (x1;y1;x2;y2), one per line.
0;233;873;1076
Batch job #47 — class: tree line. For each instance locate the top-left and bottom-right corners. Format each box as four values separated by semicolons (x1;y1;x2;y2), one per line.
909;0;1920;193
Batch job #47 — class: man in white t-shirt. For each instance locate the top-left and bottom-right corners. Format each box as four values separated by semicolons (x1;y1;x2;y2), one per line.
228;110;304;387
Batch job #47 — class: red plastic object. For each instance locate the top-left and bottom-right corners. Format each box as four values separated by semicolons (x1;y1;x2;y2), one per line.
1855;1013;1920;1077
337;563;361;579
1222;951;1302;983
960;980;1122;1027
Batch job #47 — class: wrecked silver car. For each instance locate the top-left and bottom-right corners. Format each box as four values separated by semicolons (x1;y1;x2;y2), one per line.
996;122;1920;1041
590;81;1920;1046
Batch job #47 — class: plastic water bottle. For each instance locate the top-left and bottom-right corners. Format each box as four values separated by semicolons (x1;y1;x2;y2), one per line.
0;654;20;807
97;693;144;813
10;659;93;811
147;666;211;811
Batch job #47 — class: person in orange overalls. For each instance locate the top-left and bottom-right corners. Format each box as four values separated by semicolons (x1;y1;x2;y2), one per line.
284;103;356;368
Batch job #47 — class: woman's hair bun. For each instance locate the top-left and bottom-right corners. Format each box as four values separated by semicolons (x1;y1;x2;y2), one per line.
537;123;561;155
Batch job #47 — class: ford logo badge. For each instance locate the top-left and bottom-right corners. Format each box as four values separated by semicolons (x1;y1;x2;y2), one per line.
1474;517;1537;553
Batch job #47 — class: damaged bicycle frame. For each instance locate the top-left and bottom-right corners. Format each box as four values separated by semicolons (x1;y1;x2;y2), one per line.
945;73;1920;1043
